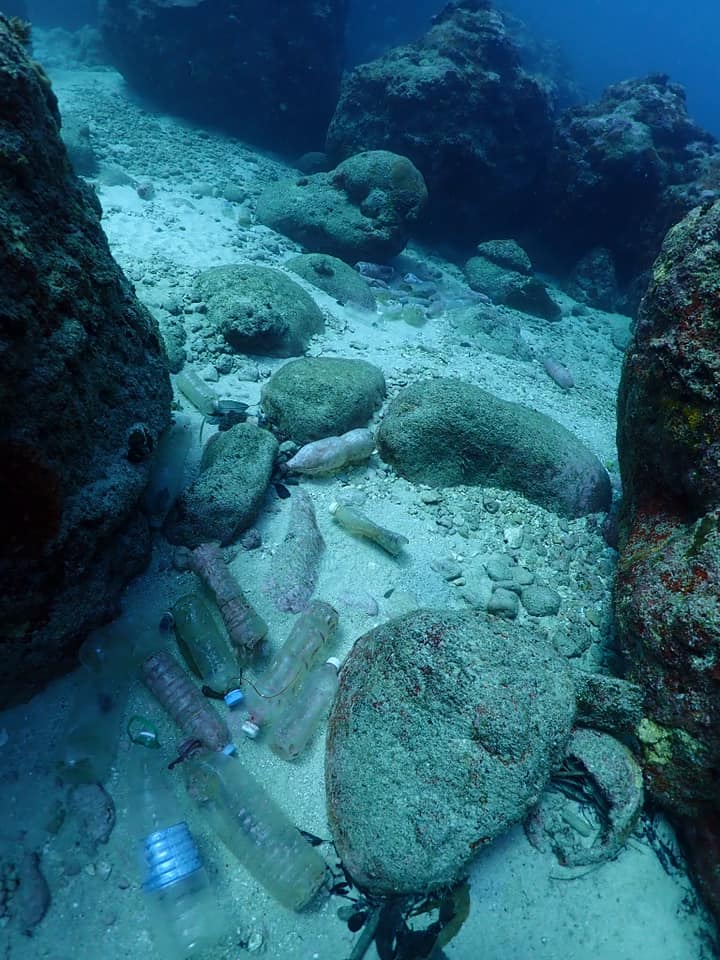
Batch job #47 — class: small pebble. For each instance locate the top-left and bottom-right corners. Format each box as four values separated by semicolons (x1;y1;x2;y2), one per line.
430;558;463;581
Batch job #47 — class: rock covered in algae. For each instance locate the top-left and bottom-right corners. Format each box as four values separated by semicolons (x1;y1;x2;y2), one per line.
325;609;577;895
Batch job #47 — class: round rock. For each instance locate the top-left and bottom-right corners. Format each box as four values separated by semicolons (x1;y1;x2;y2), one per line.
285;253;376;311
325;609;577;896
261;357;385;444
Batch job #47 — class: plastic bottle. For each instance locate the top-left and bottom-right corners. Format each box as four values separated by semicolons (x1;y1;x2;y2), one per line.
183;747;328;911
171;593;243;708
57;617;159;785
141;650;232;752
269;658;340;760
129;743;225;956
241;600;338;731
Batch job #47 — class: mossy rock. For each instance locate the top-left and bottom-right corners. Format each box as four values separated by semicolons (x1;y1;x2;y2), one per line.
194;264;324;357
261;356;386;444
377;378;610;518
286;253;376;311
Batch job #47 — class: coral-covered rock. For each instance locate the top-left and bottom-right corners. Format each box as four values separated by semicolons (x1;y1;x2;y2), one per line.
539;74;720;286
326;0;555;245
0;16;171;706
377;378;611;518
256;150;427;264
99;0;347;154
615;199;720;920
618;200;720;510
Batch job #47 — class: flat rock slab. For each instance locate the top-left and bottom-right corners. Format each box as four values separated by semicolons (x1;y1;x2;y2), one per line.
325;609;576;896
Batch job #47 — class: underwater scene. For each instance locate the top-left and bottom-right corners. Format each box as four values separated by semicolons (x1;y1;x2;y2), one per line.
1;1;720;958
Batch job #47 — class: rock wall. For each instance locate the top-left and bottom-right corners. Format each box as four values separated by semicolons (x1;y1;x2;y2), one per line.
615;199;720;921
0;17;171;706
99;0;348;155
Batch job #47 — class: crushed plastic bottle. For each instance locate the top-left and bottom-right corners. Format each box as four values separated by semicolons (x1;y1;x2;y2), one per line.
57;616;158;784
141;650;232;752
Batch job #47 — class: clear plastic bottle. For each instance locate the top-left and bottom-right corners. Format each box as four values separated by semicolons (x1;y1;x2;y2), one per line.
269;658;340;760
129;744;225;956
57;618;159;784
171;593;243;708
242;601;338;730
184;747;328;911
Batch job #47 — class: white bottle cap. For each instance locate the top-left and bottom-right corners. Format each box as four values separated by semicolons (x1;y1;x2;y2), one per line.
326;657;341;670
241;720;260;740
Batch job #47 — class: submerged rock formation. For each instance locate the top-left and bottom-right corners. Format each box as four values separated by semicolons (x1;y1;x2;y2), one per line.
540;74;720;298
99;0;348;155
326;0;555;245
377;378;611;519
0;17;171;706
256;150;427;264
615;199;720;921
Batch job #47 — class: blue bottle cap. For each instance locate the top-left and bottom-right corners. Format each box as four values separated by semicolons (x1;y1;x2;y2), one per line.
224;688;244;709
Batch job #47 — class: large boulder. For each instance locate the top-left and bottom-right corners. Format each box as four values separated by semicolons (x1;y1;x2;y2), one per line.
326;0;555;245
615;199;720;921
99;0;347;155
325;610;578;895
256;150;427;264
0;17;171;706
377;378;611;518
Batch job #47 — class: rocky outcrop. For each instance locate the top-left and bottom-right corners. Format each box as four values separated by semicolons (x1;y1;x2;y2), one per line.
615;199;720;921
0;17;171;706
326;0;555;245
99;0;347;155
540;74;720;290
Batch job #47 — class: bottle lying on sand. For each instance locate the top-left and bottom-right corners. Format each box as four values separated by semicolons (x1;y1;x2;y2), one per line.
183;746;328;911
